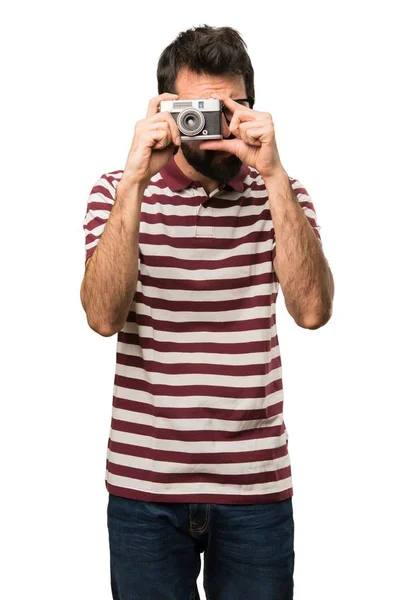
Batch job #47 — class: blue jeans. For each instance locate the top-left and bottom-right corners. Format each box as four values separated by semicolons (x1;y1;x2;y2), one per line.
107;493;295;599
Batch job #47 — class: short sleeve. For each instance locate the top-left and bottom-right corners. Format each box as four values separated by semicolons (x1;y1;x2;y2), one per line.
271;177;323;263
82;173;117;263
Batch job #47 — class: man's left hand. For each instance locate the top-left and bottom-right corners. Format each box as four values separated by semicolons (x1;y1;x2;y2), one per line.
198;93;285;180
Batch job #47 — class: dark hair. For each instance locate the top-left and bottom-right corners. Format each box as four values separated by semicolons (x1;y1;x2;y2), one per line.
157;25;255;99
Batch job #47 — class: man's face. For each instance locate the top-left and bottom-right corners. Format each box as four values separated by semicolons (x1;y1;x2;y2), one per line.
174;69;248;184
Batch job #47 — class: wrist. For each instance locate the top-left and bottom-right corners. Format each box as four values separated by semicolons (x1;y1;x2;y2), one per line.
261;167;288;186
120;167;150;189
117;178;147;200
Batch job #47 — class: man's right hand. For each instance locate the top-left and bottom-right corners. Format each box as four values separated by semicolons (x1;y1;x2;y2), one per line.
120;92;182;188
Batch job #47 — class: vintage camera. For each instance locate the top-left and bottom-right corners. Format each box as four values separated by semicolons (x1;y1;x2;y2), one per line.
159;98;223;141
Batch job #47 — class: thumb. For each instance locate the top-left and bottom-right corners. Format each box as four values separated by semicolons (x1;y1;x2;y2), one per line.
198;138;239;153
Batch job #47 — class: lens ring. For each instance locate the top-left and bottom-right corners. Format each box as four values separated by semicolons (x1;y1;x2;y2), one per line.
177;108;205;136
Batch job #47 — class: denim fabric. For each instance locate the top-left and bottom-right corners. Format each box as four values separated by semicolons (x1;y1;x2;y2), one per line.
107;493;294;599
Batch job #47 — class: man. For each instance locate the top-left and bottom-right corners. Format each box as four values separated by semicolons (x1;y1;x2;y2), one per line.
81;24;334;600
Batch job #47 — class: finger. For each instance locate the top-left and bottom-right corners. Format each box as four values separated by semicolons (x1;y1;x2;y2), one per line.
143;128;173;150
149;111;181;141
153;129;173;149
146;93;179;119
149;111;181;145
211;93;252;114
238;121;266;144
147;122;169;132
241;126;264;146
198;138;239;153
229;110;258;137
148;123;174;147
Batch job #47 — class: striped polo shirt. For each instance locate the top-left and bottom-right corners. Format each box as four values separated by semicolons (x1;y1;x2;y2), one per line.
82;153;322;504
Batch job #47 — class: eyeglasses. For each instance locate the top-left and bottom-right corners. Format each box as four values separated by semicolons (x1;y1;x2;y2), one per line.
221;97;255;123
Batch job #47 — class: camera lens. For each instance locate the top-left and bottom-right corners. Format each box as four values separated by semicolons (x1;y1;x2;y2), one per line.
177;108;205;136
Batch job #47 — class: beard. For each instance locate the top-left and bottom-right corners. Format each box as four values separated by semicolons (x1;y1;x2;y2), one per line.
180;138;242;185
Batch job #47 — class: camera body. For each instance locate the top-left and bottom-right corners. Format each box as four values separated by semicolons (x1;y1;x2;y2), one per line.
159;98;223;141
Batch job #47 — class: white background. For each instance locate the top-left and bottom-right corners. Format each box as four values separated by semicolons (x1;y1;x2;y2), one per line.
2;1;399;598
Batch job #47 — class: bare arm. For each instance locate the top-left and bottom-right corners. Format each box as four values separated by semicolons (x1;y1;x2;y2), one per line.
265;171;334;329
80;92;181;337
80;181;146;336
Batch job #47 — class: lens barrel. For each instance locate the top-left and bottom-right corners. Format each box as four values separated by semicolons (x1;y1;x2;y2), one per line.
177;108;205;136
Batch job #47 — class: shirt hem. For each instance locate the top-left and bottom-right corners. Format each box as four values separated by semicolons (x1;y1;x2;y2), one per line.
105;479;293;504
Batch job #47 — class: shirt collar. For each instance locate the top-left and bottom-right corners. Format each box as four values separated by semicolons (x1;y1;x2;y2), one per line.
160;154;249;193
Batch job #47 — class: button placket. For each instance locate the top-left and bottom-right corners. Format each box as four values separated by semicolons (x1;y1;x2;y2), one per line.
194;191;214;238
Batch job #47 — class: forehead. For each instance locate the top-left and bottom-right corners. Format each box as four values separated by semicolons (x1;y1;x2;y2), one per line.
175;68;246;98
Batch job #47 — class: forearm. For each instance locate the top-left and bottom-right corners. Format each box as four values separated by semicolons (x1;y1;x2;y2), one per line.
81;181;146;336
265;171;334;328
